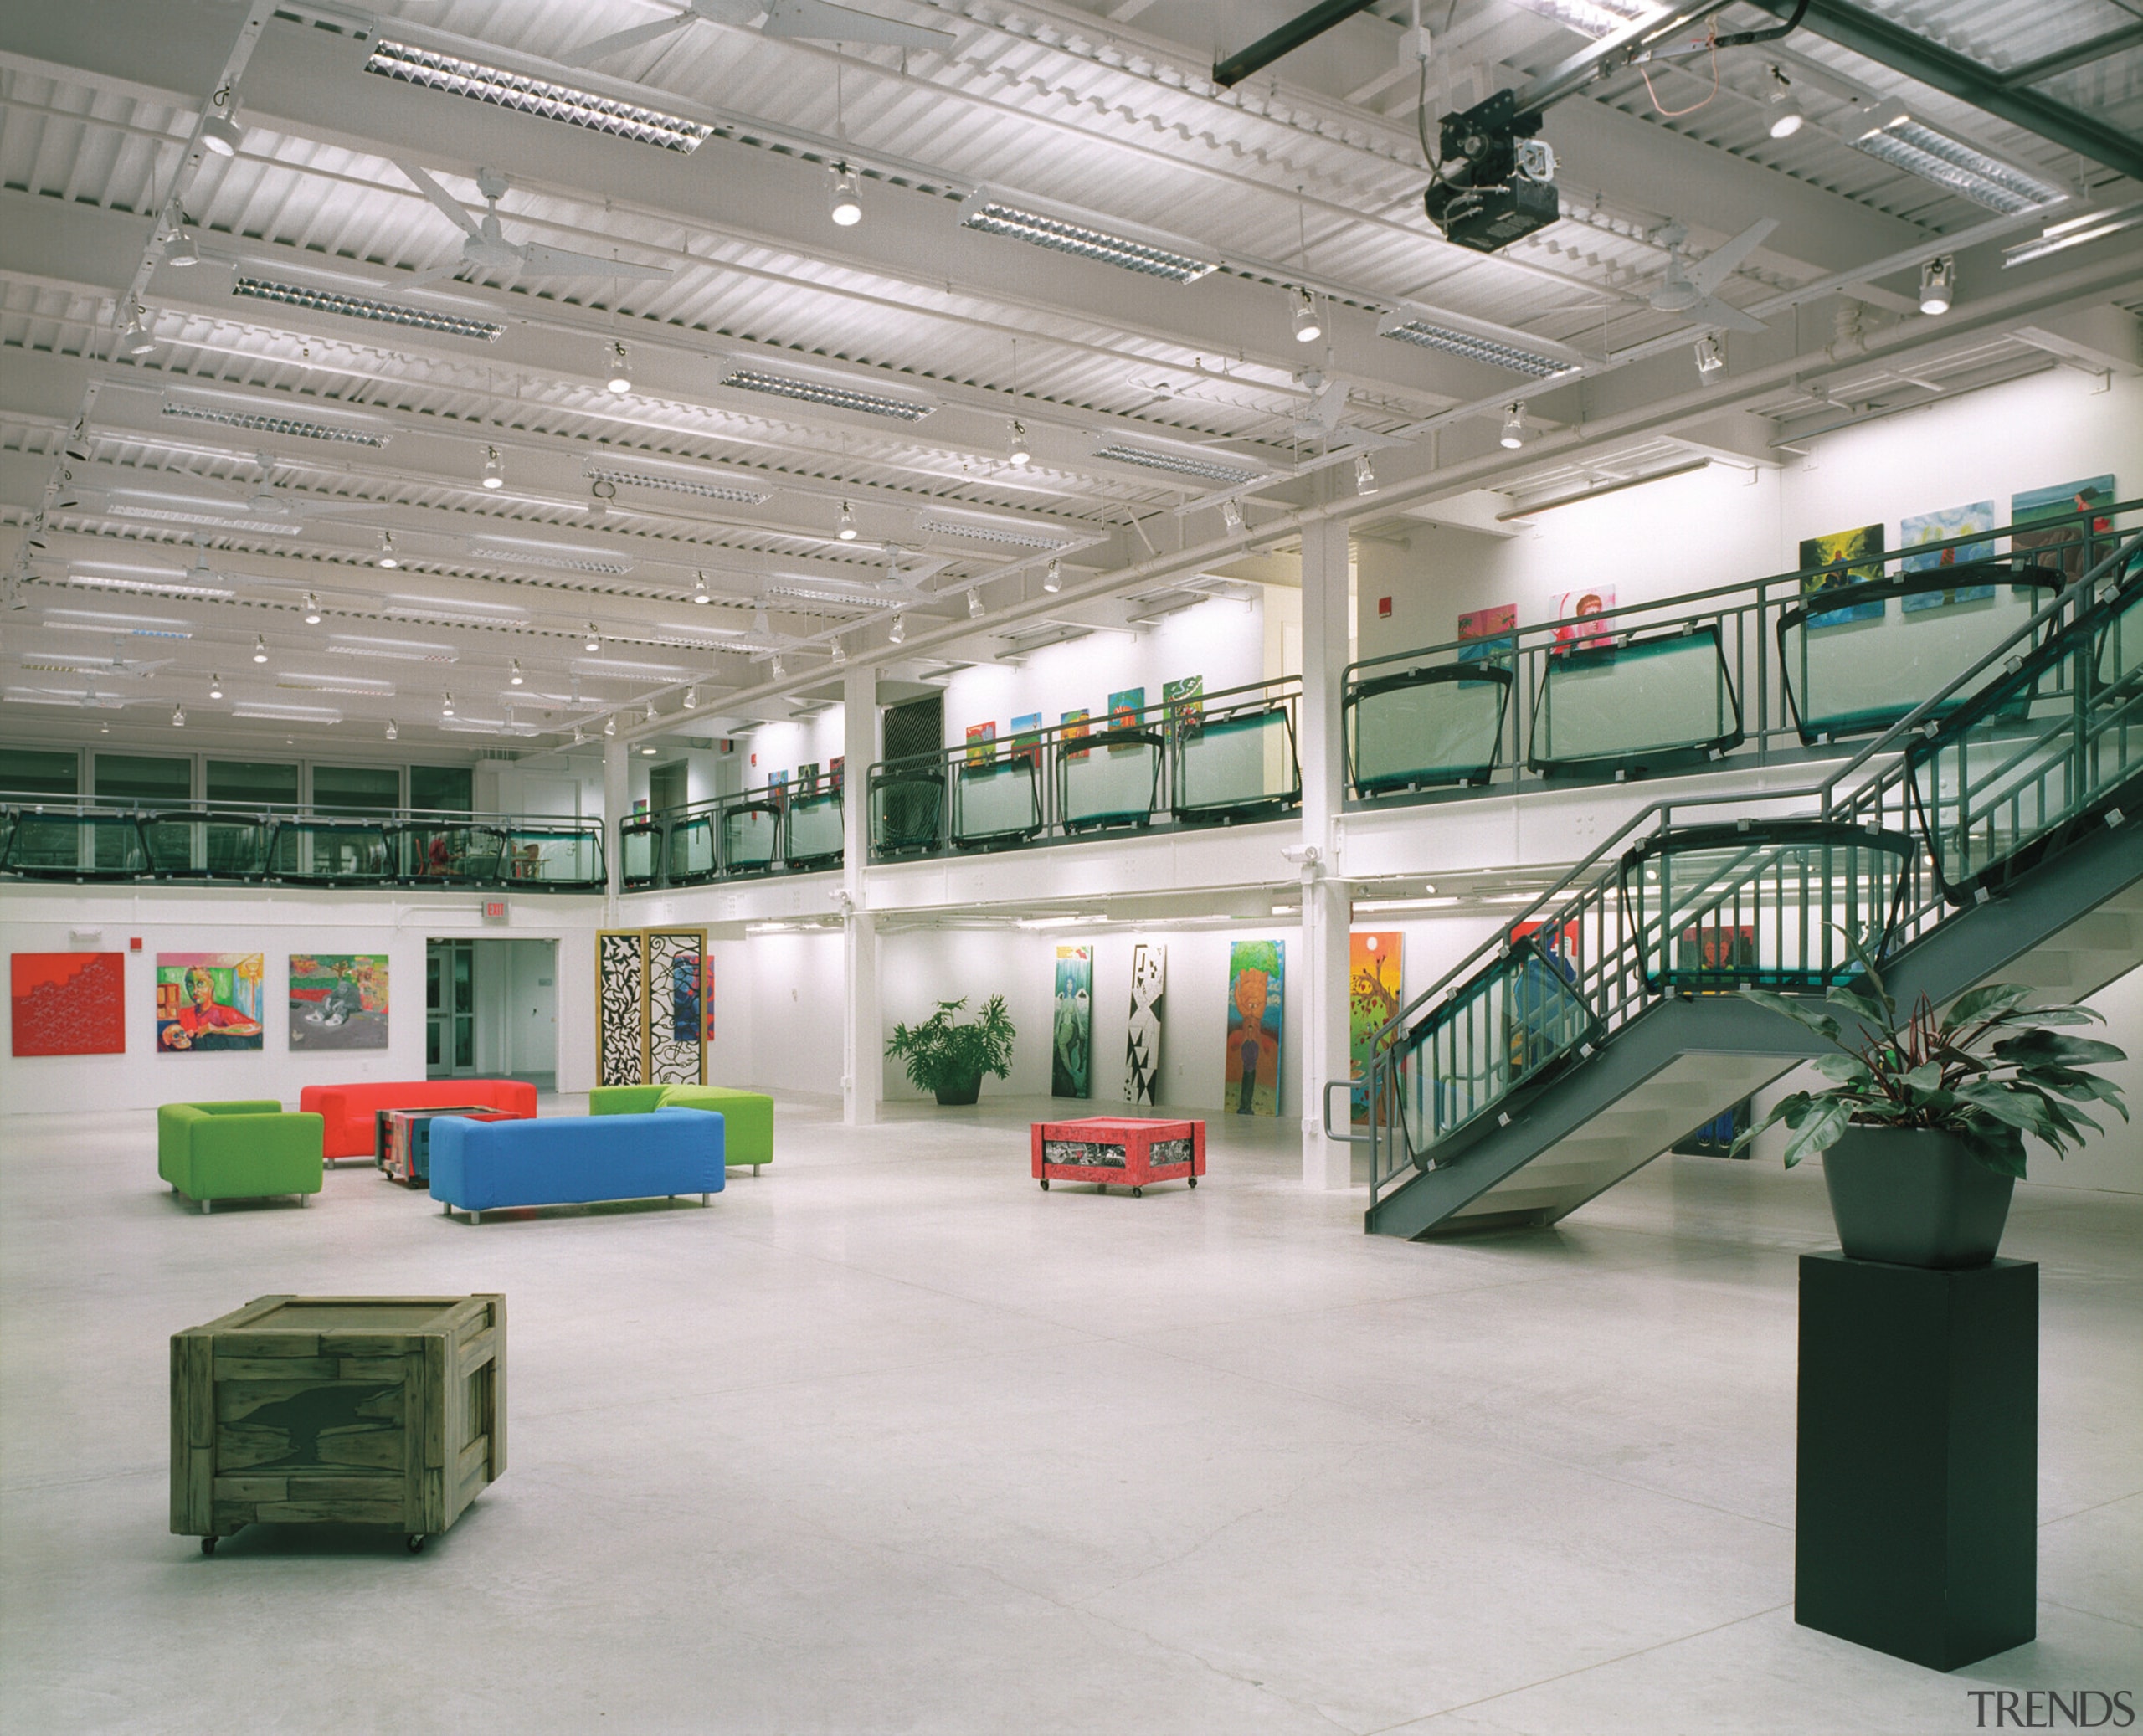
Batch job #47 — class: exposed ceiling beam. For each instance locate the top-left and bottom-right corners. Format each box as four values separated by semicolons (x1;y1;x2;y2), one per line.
1213;0;1383;90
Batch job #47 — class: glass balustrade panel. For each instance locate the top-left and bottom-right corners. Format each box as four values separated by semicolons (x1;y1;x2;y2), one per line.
270;824;393;882
787;794;843;864
8;813;142;876
1349;671;1508;792
1530;631;1739;776
667;815;717;881
620;825;660;886
953;762;1039;843
1175;708;1298;817
724;807;779;871
871;774;944;854
498;829;602;886
1059;734;1159;827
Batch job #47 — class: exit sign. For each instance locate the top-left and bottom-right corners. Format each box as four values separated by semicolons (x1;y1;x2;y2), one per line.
482;901;508;922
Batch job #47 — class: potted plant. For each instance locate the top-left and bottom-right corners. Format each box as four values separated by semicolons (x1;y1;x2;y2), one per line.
886;996;1016;1107
1734;938;2127;1268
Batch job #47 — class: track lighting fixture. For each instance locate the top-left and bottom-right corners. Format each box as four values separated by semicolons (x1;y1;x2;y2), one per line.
585;624;601;651
302;593;321;624
208;673;224;699
200;91;244;157
829;164;862;228
100;718;110;735
442;691;455;716
683;685;698;709
967;588;984;619
120;310;156;357
603;713;617;737
510;660;524;686
572;725;586;746
605;342;631;394
385;719;398;741
889;614;906;645
1765;68;1805;140
1693;333;1724;378
1008;420;1031;467
1919;255;1955;316
1292;287;1322;344
830;639;846;665
377;531;399;568
172;702;186;727
1221;498;1243;532
837;502;856;541
167;227;199;268
1500;403;1527;450
1354;453;1378;496
1043;557;1062;594
645;699;658;722
770;654;786;679
252;634;269;664
481;444;504;489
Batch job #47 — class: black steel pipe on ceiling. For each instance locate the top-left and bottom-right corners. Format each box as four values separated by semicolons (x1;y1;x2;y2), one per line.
1213;0;1384;90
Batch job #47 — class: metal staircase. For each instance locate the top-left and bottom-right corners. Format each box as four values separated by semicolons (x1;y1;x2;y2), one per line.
1364;531;2143;1240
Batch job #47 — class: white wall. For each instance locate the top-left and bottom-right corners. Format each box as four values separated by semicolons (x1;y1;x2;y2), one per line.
740;706;846;794
702;929;844;1098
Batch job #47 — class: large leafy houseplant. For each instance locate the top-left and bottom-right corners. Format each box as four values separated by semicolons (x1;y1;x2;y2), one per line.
886;996;1016;1106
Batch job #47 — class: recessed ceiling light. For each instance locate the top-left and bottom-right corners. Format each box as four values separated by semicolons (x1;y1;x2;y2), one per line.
362;39;712;153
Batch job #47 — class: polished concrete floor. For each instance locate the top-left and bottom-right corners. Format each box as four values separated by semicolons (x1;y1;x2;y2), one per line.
2;1093;2136;1734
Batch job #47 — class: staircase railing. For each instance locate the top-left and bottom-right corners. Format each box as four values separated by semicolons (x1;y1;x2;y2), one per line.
1364;521;2143;1210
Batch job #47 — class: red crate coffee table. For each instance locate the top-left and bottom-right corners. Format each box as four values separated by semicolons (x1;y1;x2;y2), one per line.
1031;1116;1205;1196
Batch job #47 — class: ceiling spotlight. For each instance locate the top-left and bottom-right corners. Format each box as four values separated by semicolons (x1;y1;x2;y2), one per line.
200;93;244;157
837;502;857;541
120;311;157;357
1693;333;1725;378
691;572;713;605
442;691;455;716
645;699;658;722
385;718;398;741
510;659;524;686
1354;453;1378;496
377;531;399;568
208;673;224;699
1292;287;1322;344
572;725;586;745
167;228;200;268
302;593;321;624
172;702;186;727
1008;419;1031;466
1043;557;1062;594
252;634;269;663
1765;68;1805;140
481;444;504;490
683;685;698;708
829;163;862;228
1221;498;1243;532
1500;403;1527;449
605;342;631;394
1919;254;1955;316
770;653;786;679
585;623;601;651
603;713;617;737
889;613;906;645
830;639;846;665
967;587;984;619
640;744;657;757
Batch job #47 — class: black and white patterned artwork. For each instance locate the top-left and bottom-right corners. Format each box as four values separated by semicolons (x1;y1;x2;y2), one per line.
598;932;645;1086
647;931;704;1085
1124;942;1165;1105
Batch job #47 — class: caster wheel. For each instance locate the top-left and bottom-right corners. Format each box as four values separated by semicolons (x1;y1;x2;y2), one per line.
1039;1179;1049;1190
200;1536;217;1556
1188;1177;1197;1189
405;1533;426;1554
1132;1187;1143;1198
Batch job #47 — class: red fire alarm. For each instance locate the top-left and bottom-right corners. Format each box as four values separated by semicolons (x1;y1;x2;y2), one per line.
130;937;143;951
1378;595;1393;619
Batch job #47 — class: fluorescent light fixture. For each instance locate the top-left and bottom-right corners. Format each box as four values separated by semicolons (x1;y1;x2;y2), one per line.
2002;200;2143;267
586;466;771;504
383;604;530;629
161;400;389;446
279;672;393;695
722;367;933;421
467;541;630;575
1507;0;1658;40
65;572;234;600
1354;896;1460;912
232;701;340;722
1375;309;1576;378
574;656;697;679
1014;914;1102;931
958;190;1215;283
105;503;303;536
830;165;862;228
1851;116;2066;215
1091;444;1257;485
387;593;527;617
917;516;1064;550
44;609;193;635
363;39;713;152
327;635;460;663
232;276;503;342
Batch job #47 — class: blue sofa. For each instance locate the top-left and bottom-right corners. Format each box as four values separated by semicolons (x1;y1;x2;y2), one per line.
428;1107;725;1221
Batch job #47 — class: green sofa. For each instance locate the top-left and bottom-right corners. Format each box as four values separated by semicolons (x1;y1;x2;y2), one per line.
588;1085;773;1171
158;1101;325;1212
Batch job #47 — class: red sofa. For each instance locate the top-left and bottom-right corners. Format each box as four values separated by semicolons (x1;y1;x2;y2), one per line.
299;1079;539;1162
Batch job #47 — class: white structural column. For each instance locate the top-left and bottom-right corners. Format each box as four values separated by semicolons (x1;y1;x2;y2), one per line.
1298;516;1353;1189
601;735;628;903
841;665;881;1127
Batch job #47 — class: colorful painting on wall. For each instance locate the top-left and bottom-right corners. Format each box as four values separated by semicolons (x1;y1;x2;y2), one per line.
1010;712;1043;769
797;763;820;796
829;756;845;793
701;954;716;1044
1224;940;1284;1117
1162;675;1205;742
1899;501;1997;594
1549;588;1617;652
1349;932;1403;1127
2012;475;2117;579
1456;603;1517;664
1123;942;1165;1106
1675;922;1758;988
1061;708;1092;763
1800;524;1887;626
1052;944;1092;1098
156;953;265;1052
1107;686;1145;752
964;721;998;766
10;953;126;1056
288;953;388;1051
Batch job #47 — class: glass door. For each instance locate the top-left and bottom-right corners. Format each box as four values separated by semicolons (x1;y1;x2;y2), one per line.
426;939;475;1076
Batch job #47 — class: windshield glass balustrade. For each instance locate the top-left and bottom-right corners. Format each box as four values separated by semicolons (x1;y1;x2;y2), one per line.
953;752;1044;848
1346;665;1510;794
786;792;844;868
666;812;717;885
620;820;663;891
1058;729;1163;832
1530;626;1743;778
1172;701;1302;823
141;812;271;880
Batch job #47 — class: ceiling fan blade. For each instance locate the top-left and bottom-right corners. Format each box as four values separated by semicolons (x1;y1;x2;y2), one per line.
1687;295;1769;335
760;0;955;50
515;244;675;281
393;161;483;239
386;259;472;295
1687;217;1778;296
558;12;696;69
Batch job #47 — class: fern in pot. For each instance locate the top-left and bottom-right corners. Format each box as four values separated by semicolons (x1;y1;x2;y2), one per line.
1734;940;2127;1268
886;996;1015;1107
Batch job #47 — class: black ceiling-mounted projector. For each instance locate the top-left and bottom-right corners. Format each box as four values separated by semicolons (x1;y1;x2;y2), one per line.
1424;90;1560;254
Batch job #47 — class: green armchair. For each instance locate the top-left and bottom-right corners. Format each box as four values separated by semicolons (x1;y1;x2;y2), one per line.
158;1101;325;1212
588;1084;773;1171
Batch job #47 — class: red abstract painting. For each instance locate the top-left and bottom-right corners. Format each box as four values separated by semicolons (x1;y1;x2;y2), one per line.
11;953;127;1056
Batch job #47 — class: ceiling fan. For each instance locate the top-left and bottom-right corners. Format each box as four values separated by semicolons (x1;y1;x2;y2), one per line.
562;0;954;69
390;163;676;295
1648;218;1777;334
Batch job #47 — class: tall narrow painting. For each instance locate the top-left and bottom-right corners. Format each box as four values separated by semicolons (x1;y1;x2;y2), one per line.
1123;942;1166;1106
156;953;265;1053
1224;940;1284;1117
288;953;388;1050
1349;932;1403;1127
1052;944;1092;1098
11;953;126;1056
